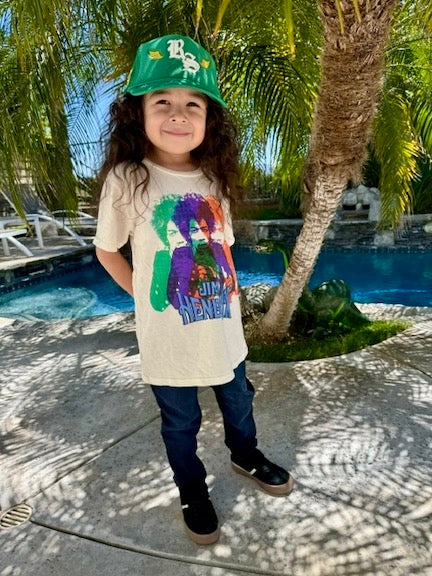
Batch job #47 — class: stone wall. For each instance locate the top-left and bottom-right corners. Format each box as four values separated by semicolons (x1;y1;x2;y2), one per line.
234;214;432;251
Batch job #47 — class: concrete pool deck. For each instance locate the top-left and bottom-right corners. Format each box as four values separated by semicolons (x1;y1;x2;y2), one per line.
0;234;95;271
1;236;432;575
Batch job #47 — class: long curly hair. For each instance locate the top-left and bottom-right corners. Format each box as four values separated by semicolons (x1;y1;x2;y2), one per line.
99;93;243;205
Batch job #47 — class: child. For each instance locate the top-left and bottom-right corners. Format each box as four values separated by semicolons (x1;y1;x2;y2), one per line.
94;34;294;545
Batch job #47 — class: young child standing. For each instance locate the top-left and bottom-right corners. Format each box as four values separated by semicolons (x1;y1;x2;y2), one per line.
94;34;294;545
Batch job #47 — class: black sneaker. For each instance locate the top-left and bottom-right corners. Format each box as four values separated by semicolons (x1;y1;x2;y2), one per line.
179;483;220;545
231;449;294;496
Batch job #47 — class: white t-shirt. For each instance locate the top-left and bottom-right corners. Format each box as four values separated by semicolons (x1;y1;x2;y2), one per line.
94;159;248;386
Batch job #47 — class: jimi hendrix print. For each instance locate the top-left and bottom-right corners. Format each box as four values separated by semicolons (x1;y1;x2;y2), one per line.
150;193;239;325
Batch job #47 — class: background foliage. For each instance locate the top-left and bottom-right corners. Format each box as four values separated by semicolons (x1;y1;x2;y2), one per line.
0;0;431;222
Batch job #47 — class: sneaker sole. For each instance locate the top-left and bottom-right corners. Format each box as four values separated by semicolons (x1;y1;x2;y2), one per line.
231;462;294;496
184;524;221;545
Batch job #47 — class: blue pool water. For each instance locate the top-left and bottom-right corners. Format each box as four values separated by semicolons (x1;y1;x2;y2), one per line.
0;248;430;320
234;248;432;308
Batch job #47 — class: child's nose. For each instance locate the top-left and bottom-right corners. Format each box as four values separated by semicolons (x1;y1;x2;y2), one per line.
169;105;188;122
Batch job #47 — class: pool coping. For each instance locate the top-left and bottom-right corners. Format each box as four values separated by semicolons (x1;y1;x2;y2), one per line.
0;245;97;293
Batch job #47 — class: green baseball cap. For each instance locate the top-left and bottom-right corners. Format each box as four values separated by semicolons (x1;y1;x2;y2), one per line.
125;34;226;108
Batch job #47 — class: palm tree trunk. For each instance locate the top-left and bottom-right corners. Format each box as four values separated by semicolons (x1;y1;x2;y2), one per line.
260;0;398;339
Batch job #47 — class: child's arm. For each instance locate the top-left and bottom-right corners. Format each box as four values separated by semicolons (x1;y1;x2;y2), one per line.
96;247;134;297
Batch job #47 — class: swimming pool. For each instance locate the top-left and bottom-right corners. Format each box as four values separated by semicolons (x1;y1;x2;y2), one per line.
234;247;432;307
0;248;430;320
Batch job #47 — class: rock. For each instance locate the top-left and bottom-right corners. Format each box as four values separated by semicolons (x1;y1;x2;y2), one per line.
424;221;432;234
356;184;370;204
241;283;273;313
340;185;381;222
342;191;358;207
374;230;394;246
368;188;381;222
263;286;278;311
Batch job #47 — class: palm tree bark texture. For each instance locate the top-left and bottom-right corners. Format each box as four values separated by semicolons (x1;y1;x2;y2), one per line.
260;0;398;340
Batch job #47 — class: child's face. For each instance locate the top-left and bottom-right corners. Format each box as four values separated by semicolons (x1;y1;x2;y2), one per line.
143;88;207;168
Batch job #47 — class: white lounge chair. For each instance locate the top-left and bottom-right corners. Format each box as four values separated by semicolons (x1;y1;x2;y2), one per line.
51;209;97;234
0;227;33;257
1;187;89;247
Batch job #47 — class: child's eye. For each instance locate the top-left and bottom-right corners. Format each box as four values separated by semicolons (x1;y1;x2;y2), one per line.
155;99;170;105
187;101;203;108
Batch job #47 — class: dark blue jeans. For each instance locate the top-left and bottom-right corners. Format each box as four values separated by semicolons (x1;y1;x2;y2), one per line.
151;361;257;488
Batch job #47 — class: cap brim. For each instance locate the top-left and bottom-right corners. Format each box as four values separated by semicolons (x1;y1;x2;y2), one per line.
126;78;227;108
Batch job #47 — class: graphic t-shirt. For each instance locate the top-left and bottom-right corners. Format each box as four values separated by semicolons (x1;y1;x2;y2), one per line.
94;160;248;386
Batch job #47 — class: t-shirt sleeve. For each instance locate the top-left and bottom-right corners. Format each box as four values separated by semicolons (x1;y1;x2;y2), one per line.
93;169;135;252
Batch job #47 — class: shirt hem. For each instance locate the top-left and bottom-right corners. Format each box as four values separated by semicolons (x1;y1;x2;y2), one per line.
142;350;248;387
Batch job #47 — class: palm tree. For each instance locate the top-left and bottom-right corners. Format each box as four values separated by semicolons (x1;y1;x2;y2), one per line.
259;0;432;338
259;0;399;338
0;2;80;213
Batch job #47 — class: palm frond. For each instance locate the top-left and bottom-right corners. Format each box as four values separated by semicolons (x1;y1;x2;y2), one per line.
210;0;320;202
0;1;82;211
373;94;420;228
1;0;429;223
412;94;432;156
395;0;432;33
412;156;432;213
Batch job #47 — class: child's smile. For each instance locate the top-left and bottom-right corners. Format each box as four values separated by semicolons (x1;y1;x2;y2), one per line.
143;88;207;170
